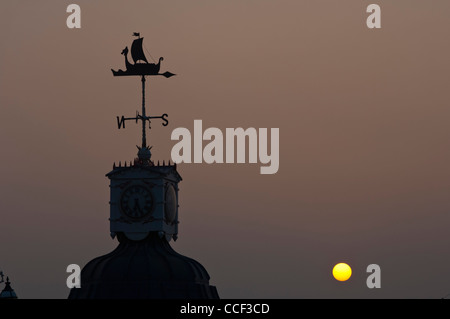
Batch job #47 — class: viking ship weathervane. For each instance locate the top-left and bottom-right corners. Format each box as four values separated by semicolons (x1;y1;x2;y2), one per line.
111;32;175;165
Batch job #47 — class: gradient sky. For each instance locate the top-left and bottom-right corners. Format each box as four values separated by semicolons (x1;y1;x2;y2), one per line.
1;1;450;298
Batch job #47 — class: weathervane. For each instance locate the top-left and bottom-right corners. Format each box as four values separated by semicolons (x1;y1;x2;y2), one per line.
111;32;175;165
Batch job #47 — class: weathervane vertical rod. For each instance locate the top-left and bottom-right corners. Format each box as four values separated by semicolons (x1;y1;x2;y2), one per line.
141;75;147;148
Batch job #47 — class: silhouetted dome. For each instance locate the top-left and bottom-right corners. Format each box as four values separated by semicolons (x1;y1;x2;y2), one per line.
0;278;18;299
68;232;219;299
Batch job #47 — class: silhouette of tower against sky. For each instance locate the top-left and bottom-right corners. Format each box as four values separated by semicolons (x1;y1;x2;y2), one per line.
68;34;219;299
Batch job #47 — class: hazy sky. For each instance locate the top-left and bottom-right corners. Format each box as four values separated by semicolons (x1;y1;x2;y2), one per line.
1;1;450;298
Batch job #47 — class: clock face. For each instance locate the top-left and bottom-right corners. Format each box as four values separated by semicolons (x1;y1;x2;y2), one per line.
120;185;153;220
164;184;177;223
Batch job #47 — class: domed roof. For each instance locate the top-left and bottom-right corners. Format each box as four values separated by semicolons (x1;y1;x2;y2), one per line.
0;277;18;299
68;232;219;299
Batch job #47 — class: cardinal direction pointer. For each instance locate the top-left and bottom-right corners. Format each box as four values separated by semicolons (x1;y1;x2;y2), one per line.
117;113;169;130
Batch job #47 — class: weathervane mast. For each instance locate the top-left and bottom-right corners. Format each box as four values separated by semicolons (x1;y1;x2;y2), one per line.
141;75;147;149
111;33;175;165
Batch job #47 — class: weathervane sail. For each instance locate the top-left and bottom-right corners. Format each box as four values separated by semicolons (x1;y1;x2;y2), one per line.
130;37;149;64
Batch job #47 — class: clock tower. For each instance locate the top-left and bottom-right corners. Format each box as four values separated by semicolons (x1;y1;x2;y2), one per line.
107;146;181;243
68;34;219;299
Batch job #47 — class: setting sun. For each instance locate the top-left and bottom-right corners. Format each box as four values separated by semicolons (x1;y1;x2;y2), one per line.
332;263;352;281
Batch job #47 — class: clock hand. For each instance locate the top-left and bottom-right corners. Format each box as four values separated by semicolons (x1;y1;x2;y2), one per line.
133;198;143;215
